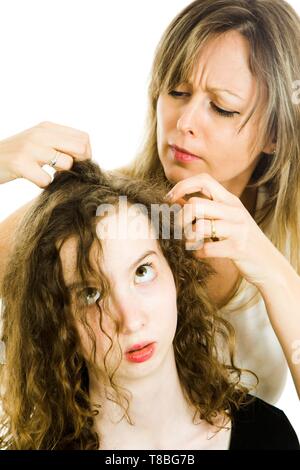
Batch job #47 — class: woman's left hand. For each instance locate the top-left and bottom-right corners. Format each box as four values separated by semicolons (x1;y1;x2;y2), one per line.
165;172;284;291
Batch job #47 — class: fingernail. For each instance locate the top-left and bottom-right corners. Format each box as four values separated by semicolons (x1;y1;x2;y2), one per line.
164;191;174;201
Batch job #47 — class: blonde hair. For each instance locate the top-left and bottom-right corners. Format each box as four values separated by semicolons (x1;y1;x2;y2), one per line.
117;0;300;278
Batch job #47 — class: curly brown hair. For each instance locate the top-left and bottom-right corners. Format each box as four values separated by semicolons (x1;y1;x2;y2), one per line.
0;161;254;449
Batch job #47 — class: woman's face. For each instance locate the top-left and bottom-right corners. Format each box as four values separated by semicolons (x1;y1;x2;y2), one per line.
156;30;273;194
60;207;178;382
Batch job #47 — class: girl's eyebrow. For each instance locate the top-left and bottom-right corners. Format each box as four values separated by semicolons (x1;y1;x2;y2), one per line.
66;281;92;291
66;250;158;290
128;249;158;272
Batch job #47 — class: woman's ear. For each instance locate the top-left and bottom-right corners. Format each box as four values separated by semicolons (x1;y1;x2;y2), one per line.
262;138;276;155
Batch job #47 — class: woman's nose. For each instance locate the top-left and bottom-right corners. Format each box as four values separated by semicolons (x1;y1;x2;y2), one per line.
176;97;203;137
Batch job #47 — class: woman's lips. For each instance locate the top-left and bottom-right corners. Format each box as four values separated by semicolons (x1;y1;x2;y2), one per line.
170;145;201;162
125;342;156;363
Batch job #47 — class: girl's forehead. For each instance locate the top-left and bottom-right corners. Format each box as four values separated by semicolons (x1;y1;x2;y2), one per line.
59;236;80;285
96;206;157;242
59;211;162;284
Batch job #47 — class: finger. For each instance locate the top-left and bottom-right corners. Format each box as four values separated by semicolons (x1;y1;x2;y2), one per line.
174;197;242;230
169;196;186;207
200;219;234;240
39;149;74;170
185;218;234;242
38;121;90;140
166;173;240;206
21;163;53;188
53;138;91;161
35;125;91;160
44;133;89;160
193;239;234;259
86;139;93;159
183;218;232;249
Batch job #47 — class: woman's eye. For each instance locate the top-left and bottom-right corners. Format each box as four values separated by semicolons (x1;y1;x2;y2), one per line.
80;287;101;306
168;90;190;98
210;102;238;118
135;262;156;284
169;91;238;118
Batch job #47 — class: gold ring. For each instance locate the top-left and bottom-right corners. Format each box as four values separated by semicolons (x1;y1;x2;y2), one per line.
210;219;218;242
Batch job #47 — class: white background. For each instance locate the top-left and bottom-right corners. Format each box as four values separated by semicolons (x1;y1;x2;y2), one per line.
0;0;299;439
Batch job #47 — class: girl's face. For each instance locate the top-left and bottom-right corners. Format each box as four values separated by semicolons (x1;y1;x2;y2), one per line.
156;30;273;194
60;207;178;382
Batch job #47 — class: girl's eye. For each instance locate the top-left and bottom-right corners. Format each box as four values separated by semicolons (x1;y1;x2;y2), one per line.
80;287;101;306
135;262;156;284
210;101;238;118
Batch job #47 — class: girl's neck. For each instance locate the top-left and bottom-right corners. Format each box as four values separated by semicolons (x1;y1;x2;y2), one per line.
89;348;201;449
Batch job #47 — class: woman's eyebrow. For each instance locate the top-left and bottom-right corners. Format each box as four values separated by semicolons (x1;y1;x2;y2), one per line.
208;86;245;101
183;79;245;102
128;249;158;271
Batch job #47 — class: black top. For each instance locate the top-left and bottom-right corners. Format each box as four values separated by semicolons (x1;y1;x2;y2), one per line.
229;395;299;450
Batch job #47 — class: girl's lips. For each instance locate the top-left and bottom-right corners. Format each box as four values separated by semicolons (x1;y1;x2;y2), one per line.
125;342;156;363
170;146;201;162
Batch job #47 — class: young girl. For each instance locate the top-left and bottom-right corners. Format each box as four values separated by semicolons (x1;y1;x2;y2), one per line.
0;0;300;405
0;161;298;449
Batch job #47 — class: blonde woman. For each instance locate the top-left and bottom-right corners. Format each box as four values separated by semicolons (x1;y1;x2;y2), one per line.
0;0;300;405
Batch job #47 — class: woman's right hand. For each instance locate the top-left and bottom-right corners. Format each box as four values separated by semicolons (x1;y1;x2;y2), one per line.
0;121;92;187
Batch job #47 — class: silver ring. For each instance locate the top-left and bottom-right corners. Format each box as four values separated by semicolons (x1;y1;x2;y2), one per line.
210;219;219;242
49;154;58;168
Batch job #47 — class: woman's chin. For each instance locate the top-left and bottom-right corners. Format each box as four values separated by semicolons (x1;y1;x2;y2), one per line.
163;161;207;183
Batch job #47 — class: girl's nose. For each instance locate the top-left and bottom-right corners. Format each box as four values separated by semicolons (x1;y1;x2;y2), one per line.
109;292;147;335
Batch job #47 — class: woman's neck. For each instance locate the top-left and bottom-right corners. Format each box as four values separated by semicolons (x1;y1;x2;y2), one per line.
89;348;201;449
240;185;258;217
222;169;258;217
